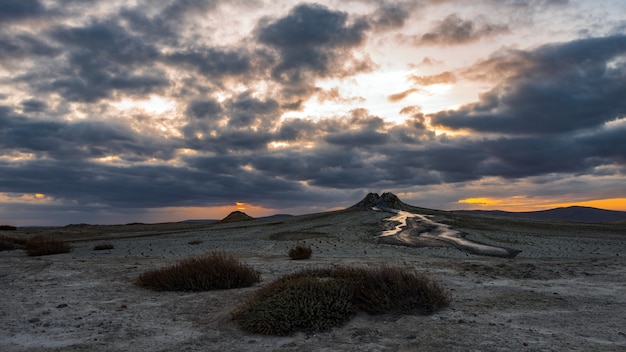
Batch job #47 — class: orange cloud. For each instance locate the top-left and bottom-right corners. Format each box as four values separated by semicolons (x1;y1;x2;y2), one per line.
408;71;456;85
387;88;420;102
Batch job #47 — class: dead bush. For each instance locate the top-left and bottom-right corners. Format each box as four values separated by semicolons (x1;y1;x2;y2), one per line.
288;243;312;260
25;236;72;256
93;243;114;250
0;236;19;251
233;266;450;335
136;251;260;291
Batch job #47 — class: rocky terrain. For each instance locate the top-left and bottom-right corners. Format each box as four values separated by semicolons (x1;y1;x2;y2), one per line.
1;195;625;351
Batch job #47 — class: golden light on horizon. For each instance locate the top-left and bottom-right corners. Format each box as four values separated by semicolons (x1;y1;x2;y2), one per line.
547;198;626;212
0;192;53;204
458;196;626;212
152;202;278;222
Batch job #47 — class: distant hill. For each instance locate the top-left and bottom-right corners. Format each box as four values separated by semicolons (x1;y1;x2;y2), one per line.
455;206;626;223
219;211;254;223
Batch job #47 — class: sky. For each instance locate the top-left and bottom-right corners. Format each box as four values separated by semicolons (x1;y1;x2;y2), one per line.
1;0;626;226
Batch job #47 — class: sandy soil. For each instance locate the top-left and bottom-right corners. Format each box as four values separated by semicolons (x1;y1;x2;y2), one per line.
1;209;625;351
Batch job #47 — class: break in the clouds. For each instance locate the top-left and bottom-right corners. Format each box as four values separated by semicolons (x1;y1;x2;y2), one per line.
1;0;625;225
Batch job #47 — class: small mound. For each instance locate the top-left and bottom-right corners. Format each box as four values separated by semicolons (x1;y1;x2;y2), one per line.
220;211;254;223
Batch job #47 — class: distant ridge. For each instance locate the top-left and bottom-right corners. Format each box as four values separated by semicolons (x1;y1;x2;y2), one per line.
456;206;626;224
219;211;254;223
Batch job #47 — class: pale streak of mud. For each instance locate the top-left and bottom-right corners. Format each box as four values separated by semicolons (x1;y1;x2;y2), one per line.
377;208;520;258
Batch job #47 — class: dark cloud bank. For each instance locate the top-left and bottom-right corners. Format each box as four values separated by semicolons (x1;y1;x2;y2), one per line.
0;0;625;223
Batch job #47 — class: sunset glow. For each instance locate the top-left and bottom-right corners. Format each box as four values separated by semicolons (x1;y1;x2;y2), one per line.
459;197;626;212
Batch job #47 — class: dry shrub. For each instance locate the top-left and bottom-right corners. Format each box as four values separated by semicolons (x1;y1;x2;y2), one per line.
232;275;356;335
1;235;33;252
93;243;114;250
0;235;29;250
233;266;450;335
288;243;312;260
346;266;450;315
0;235;20;251
187;239;203;245
136;251;260;291
25;236;72;256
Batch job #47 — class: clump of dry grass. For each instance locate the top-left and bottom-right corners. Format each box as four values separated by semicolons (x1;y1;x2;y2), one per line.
0;235;29;251
346;266;450;315
24;236;72;256
0;235;20;251
233;275;356;335
288;243;312;260
136;251;260;291
93;243;114;250
232;266;450;335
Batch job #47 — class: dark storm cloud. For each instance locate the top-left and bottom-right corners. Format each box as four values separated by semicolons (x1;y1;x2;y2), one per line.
230;101;624;189
118;0;220;42
182;92;280;150
579;123;626;164
0;32;60;60
0;0;46;22
166;48;254;80
225;92;280;128
34;20;168;102
186;99;223;120
325;130;389;146
256;3;371;98
432;35;626;135
420;14;509;45
20;99;47;113
49;21;160;63
368;4;411;31
0;106;176;160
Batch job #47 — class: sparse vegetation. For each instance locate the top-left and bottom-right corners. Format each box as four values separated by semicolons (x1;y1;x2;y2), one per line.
24;236;72;256
0;235;22;251
136;251;260;291
93;243;114;250
232;266;450;335
288;243;312;260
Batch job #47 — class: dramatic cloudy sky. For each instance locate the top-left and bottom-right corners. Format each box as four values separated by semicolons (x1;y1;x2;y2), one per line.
1;0;626;225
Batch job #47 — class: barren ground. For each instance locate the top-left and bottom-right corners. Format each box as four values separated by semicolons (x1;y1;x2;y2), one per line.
1;209;625;351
